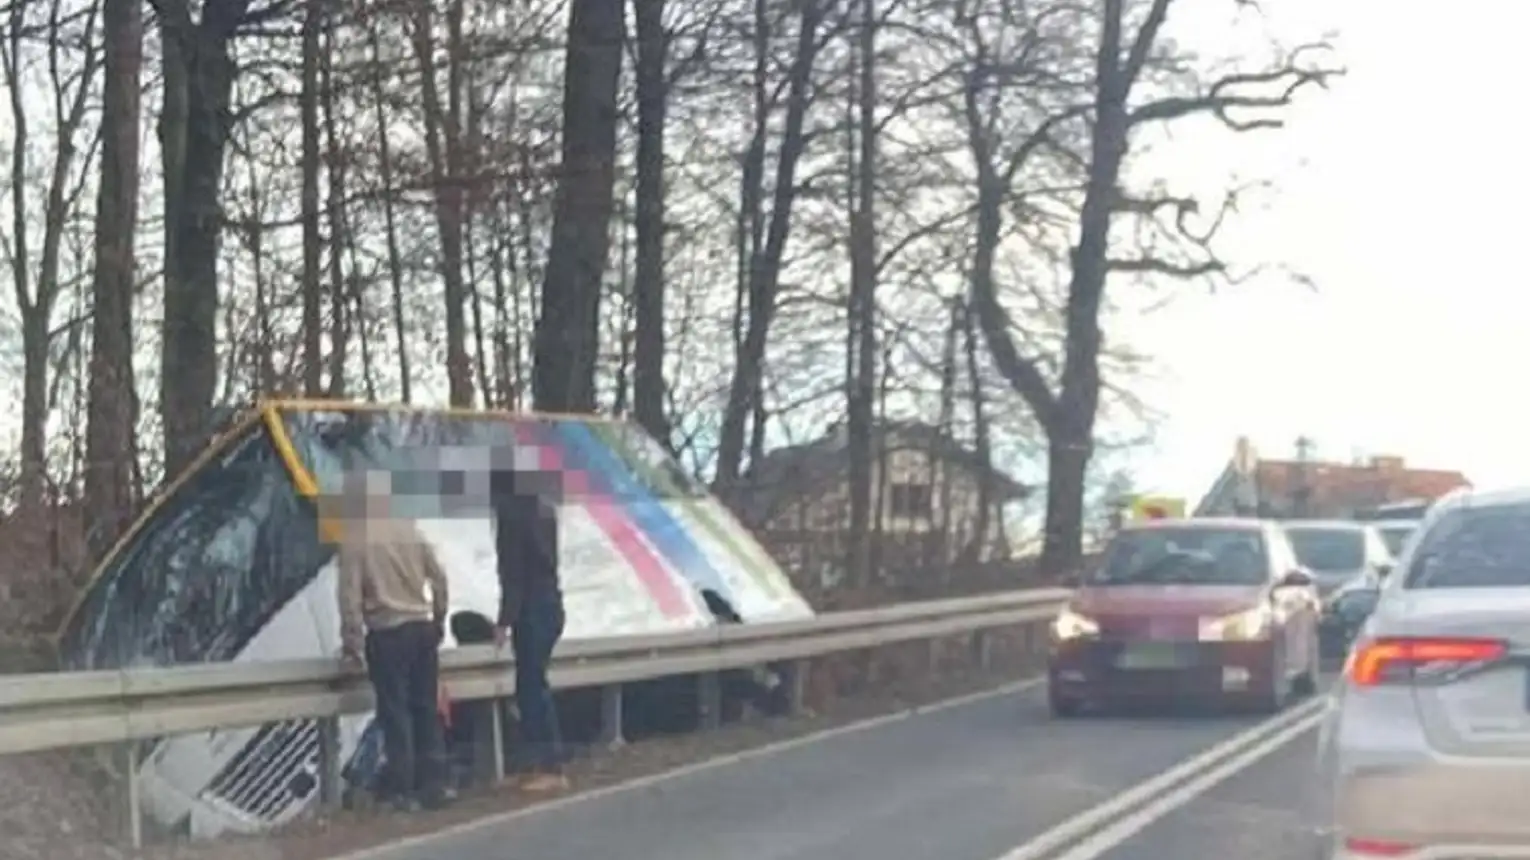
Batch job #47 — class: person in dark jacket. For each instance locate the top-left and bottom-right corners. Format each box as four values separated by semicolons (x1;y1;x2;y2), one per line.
490;467;569;793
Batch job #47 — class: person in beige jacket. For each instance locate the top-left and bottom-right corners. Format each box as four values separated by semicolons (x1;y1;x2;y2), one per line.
332;470;455;811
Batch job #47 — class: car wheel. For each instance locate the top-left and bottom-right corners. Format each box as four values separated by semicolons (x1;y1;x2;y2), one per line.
1292;627;1320;698
1048;687;1082;719
1251;639;1288;713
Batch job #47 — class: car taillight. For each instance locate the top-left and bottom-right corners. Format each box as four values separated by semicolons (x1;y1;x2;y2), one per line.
1345;636;1508;686
1342;836;1418;857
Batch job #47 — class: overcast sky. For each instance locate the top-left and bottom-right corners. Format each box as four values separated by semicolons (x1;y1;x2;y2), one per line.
0;0;1508;511
1126;0;1524;503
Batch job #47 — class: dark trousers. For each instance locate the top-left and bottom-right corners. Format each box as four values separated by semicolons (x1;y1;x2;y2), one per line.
365;620;446;799
512;593;565;771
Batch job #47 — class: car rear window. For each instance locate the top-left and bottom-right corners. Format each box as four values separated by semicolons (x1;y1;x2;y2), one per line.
1284;527;1365;573
1095;527;1268;586
1405;503;1530;588
1377;524;1414;558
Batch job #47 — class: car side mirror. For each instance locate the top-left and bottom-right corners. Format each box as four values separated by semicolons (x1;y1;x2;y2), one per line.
1277;569;1314;589
1374;561;1394;579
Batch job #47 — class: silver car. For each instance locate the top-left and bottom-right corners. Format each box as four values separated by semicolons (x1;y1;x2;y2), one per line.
1314;487;1530;858
1283;519;1396;597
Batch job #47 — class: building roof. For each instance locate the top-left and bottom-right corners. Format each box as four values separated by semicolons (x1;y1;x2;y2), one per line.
1254;455;1469;513
1194;437;1471;518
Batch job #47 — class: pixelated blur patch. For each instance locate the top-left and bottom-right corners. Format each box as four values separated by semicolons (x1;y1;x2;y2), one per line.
564;468;591;498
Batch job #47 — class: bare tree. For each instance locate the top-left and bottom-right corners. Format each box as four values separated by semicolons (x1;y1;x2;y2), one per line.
713;0;835;489
157;0;295;476
844;0;877;585
1;0;100;507
967;0;1340;574
532;0;625;411
298;0;322;395
631;0;670;445
83;0;141;559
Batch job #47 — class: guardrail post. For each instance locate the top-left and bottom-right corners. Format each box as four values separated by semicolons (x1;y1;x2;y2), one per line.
318;716;342;809
697;672;722;730
786;660;809;714
490;699;506;782
600;684;626;748
1028;612;1052;651
120;742;142;850
970;630;992;670
458;700;501;786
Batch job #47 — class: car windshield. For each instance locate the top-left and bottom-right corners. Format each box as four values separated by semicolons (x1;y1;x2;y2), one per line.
1284;527;1364;573
1406;503;1530;588
1377;524;1415;558
1094;528;1268;586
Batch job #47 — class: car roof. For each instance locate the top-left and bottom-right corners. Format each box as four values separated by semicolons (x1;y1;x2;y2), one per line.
1435;485;1530;511
1119;517;1265;533
1374;519;1420;529
1280;519;1368;532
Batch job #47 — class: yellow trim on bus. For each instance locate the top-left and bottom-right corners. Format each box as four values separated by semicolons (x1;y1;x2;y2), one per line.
52;407;268;641
259;404;344;544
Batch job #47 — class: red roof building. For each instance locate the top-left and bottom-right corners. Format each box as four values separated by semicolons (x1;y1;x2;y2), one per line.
1195;437;1471;519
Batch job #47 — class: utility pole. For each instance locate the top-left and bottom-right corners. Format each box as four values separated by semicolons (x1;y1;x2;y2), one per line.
1292;435;1315;518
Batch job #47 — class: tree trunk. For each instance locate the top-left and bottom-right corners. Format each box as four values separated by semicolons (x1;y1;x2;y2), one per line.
299;0;322;395
85;0;143;561
631;0;670;446
322;20;348;398
160;0;249;478
959;298;993;564
845;0;877;587
531;0;624;412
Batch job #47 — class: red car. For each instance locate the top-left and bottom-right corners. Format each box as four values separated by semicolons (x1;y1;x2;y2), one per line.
1047;518;1322;717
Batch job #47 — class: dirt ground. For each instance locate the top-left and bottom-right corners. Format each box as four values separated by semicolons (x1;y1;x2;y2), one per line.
0;627;1049;860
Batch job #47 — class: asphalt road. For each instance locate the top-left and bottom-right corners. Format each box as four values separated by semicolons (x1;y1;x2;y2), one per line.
341;679;1330;860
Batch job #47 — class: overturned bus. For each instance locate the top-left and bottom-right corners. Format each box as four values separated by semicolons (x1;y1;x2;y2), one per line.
58;401;813;838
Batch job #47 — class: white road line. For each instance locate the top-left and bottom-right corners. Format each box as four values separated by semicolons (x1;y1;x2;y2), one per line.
991;696;1325;860
327;676;1046;860
1049;709;1322;859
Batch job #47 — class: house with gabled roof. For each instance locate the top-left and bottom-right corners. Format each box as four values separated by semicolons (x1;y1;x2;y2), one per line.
735;421;1029;586
1195;436;1470;519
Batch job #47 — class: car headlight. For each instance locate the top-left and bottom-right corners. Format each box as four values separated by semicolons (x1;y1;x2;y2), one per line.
1052;608;1099;640
1198;604;1272;641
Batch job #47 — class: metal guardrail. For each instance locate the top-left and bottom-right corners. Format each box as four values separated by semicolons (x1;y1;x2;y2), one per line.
0;587;1069;846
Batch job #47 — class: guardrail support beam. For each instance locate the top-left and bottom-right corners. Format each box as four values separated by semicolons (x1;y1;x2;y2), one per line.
600;684;625;748
120;742;142;850
697;672;721;730
318;716;342;809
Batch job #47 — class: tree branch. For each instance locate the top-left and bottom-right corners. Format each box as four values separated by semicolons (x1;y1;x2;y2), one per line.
1129;43;1343;130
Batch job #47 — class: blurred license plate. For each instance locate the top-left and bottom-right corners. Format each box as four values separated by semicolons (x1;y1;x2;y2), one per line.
1118;644;1186;669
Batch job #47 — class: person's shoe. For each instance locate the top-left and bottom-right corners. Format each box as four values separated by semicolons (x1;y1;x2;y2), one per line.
518;772;569;794
420;787;457;810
